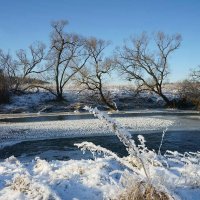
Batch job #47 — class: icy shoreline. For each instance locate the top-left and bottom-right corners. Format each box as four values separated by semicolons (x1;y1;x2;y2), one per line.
0;116;174;149
0;109;199;119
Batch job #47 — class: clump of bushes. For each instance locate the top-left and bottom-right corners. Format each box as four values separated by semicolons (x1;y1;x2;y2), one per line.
0;70;10;104
178;80;200;110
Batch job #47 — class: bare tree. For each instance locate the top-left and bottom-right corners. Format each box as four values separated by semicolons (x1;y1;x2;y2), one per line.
115;32;182;107
190;65;200;82
75;38;117;110
0;42;46;93
46;20;89;101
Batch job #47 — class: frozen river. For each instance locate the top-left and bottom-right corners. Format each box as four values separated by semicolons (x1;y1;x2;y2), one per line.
0;110;199;161
0;130;200;162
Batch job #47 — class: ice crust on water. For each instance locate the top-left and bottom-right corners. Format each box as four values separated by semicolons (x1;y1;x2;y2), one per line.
0;117;174;145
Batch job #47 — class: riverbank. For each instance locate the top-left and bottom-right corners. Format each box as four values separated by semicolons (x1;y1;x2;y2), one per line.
0;87;185;114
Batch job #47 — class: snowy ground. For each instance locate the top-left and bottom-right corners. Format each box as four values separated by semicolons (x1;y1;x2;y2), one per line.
0;145;199;200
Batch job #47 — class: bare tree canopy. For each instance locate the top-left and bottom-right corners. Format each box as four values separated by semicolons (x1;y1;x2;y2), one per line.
0;49;17;81
115;32;182;107
46;20;90;100
15;42;46;92
16;42;46;76
0;42;46;93
75;38;117;110
190;65;200;82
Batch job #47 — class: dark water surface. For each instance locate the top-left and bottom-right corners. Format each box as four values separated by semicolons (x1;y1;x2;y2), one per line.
0;130;199;161
0;111;199;123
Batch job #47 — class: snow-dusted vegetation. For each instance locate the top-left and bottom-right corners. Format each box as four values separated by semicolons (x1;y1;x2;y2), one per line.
0;107;199;199
0;86;178;114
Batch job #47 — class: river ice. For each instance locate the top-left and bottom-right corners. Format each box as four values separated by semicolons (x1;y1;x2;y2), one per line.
0;116;175;148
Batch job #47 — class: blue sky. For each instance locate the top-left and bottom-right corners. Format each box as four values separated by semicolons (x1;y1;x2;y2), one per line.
0;0;200;82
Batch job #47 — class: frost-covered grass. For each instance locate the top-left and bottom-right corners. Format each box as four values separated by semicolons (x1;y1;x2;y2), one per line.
0;151;199;200
76;107;200;199
0;107;199;199
0;156;124;200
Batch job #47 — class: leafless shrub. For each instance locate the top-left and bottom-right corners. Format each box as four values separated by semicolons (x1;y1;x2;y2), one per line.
178;66;200;110
0;69;10;103
118;182;171;200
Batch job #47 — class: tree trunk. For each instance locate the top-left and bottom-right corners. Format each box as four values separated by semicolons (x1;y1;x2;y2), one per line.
56;91;64;101
159;92;174;107
99;89;117;110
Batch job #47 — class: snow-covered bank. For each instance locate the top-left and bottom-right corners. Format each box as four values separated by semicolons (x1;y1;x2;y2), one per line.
0;117;174;148
0;156;122;200
0;152;199;200
0;86;182;114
